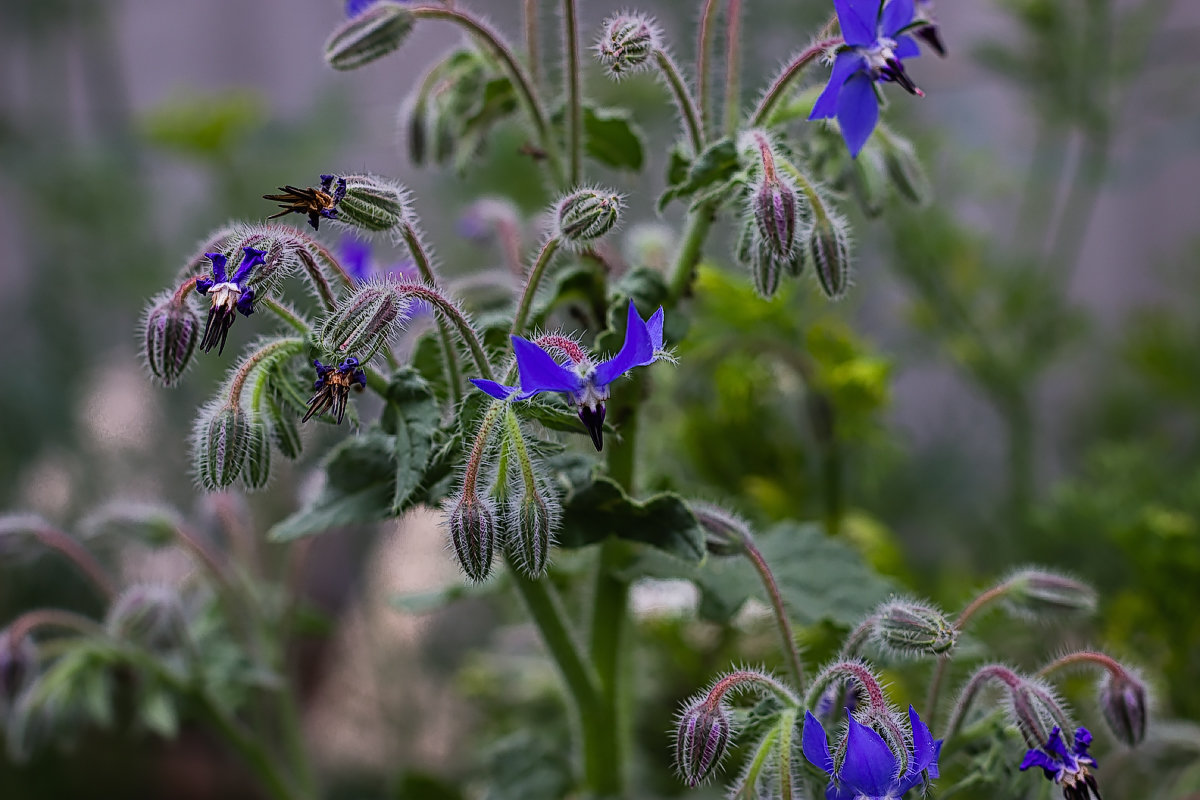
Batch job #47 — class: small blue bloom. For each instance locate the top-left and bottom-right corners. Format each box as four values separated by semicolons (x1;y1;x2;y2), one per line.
195;246;266;355
810;0;924;157
345;0;393;17
470;300;667;451
803;706;941;800
304;357;367;424
1020;727;1101;800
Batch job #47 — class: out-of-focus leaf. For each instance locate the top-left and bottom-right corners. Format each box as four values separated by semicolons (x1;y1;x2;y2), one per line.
479;730;574;800
558;478;705;562
140;90;266;159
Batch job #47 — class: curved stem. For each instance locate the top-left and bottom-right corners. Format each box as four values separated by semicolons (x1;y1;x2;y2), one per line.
1036;650;1126;680
941;664;1022;741
654;49;704;154
6;608;105;643
226;338;305;408
396;283;491;382
696;0;721;138
731;724;781;799
667;202;717;303
839;615;877;659
260;298;311;336
707;668;800;707
749;35;842;126
562;0;582;184
31;526;117;600
802;660;885;711
511;237;562;335
722;0;742;134
411;5;563;182
742;538;804;690
401;222;467;400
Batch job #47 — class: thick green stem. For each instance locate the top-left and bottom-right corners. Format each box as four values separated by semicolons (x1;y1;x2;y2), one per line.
563;0;582;184
654;49;705;154
198;694;306;800
512;237;562;335
667;204;717;303
261;298;310;336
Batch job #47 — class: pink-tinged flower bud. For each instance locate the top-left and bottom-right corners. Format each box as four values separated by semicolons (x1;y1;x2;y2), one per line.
1005;568;1097;619
808;215;851;300
448;493;497;583
106;584;189;653
193;403;250;492
675;698;733;787
1098;670;1148;747
753;176;799;259
556;188;623;245
873;600;957;657
141;293;201;387
325;2;415;71
0;630;37;717
595;14;661;77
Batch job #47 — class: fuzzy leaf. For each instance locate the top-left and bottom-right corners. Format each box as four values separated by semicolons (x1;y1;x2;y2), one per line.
582;107;645;171
557;477;704;562
380;369;440;513
657;137;741;211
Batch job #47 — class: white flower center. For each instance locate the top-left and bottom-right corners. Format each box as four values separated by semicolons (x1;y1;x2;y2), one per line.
208;282;241;311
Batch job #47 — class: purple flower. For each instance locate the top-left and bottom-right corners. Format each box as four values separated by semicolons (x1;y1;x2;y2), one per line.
470;301;667;451
803;706;941;800
1020;727;1101;800
810;0;925;158
303;357;367;424
195;246;265;355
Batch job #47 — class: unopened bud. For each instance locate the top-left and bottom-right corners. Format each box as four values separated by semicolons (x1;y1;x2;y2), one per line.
316;283;408;359
337;174;409;232
1099;669;1148;747
1005;568;1097;619
556;188;623;245
808;215;851;300
0;631;37;717
142;293;201;387
106;584;189;653
882;136;931;206
266;393;303;460
448;493;497;583
753;177;799;258
873;600;957;656
325;2;415;71
736;220;797;299
675;699;732;787
506;491;557;577
595;14;660;76
1005;676;1065;749
194;403;250;491
689;502;750;557
243;416;272;490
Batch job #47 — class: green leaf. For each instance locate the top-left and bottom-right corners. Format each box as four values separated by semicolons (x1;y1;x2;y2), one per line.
581;107;645;171
657;137;741;212
557;477;705;562
380;369;440;513
269;432;396;542
140;686;179;738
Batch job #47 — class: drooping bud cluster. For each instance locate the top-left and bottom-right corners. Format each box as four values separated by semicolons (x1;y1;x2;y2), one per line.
141;290;201;387
325;1;415;71
555;188;624;246
808;213;852;300
872;599;957;657
498;408;560;577
674;696;733;787
316;282;409;360
1097;668;1147;747
105;584;190;654
447;492;498;583
595;13;661;77
1004;568;1098;620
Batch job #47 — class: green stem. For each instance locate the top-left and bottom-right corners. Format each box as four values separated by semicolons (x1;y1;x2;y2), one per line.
696;0;721;138
525;0;541;90
511;237;562;335
197;694;305;800
401;222;469;399
776;707;797;800
563;0;582;184
749;34;841;126
261;298;311;335
667;203;717;303
742;538;805;690
730;725;781;799
654;49;705;154
722;0;742;135
412;5;563;182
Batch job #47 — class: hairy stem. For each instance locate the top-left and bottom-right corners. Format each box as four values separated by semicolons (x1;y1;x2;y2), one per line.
654;49;705;153
563;0;582;184
722;0;742;134
401;223;470;398
511;237;563;335
667;202;717;302
6;609;105;643
696;0;721;138
30;526;117;600
743;538;805;690
749;35;842;126
1036;649;1126;680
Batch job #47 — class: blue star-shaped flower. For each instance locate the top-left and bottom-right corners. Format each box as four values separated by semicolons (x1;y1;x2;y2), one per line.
802;706;942;800
195;246;266;355
1020;727;1101;800
810;0;924;157
470;300;667;451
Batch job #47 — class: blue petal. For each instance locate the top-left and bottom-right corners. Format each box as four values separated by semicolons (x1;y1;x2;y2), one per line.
881;0;915;37
894;34;921;60
592;301;655;388
839;717;898;797
647;307;665;353
1019;748;1059;774
206;252;228;283
834;0;878;47
802;711;835;775
511;336;584;397
824;781;858;800
835;73;880;158
236;288;255;317
232;246;267;284
908;706;938;776
810;51;867;120
345;0;379;17
1045;727;1070;760
470;378;519;400
340;237;374;282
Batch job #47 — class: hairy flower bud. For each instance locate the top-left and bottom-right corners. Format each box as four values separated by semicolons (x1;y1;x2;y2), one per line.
595;14;660;76
555;188;623;245
753;176;799;259
675;698;733;786
106;584;189;653
873;600;957;656
337;174;410;232
448;493;497;583
736;219;798;299
689;501;750;557
194;403;251;491
506;491;557;578
808;215;851;300
882;136;931;206
1005;568;1097;619
0;631;37;718
317;283;408;360
325;2;415;71
141;293;200;387
266;393;303;460
243;416;272;490
1005;677;1066;749
1098;670;1148;747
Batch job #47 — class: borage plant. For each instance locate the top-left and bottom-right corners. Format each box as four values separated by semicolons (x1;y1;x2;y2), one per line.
0;0;1158;798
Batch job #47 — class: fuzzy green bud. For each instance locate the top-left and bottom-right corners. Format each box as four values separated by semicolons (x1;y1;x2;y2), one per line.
243;416;272;491
882;136;931;206
325;2;415;71
675;699;733;787
873;600;957;656
689;502;751;557
317;283;408;360
141;293;200;387
337;174;409;232
555;188;623;245
808;215;851;300
106;584;189;653
596;14;660;76
1005;568;1097;619
265;393;303;460
448;493;497;583
1099;669;1148;747
506;492;556;578
195;403;250;491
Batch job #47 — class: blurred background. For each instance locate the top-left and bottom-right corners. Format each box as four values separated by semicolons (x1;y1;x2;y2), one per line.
2;0;1199;797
